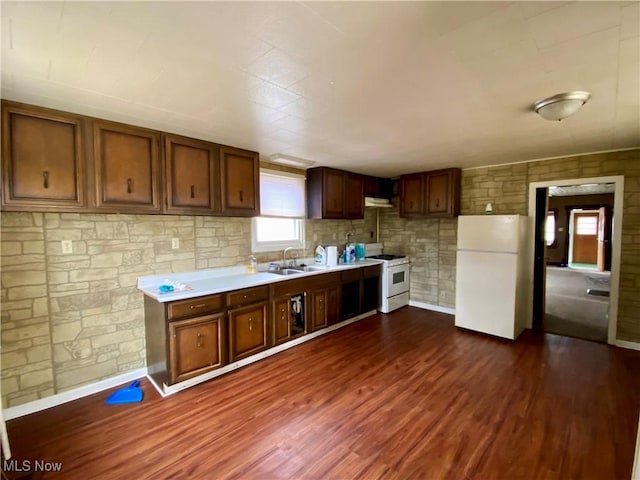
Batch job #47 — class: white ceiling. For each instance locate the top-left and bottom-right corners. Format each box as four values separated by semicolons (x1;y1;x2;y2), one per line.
549;183;615;196
1;1;638;177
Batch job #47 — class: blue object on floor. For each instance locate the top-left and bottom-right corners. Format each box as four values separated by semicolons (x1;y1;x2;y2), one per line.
105;380;143;405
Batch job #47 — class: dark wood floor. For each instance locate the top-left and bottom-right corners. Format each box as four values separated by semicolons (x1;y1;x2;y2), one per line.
4;307;640;479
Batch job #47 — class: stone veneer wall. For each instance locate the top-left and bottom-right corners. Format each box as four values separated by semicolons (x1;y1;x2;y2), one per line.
4;149;639;408
1;190;377;409
379;148;640;343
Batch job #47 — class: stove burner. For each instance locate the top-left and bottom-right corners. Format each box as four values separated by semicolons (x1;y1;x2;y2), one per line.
367;254;405;261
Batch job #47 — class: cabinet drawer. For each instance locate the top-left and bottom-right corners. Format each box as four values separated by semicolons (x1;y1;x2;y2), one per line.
227;285;269;307
363;265;381;278
341;268;362;283
167;294;225;320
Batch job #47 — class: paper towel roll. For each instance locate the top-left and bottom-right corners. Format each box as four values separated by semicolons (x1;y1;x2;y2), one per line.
327;246;338;267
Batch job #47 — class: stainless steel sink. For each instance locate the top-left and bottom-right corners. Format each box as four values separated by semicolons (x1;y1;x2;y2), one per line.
271;265;327;275
272;268;305;276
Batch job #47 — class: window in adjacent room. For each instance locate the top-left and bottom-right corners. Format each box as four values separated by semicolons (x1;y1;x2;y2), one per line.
545;210;557;247
251;169;306;253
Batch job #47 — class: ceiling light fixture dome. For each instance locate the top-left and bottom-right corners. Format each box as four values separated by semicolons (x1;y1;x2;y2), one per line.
533;91;591;121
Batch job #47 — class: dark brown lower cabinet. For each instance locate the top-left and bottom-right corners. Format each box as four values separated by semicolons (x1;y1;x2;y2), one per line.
272;296;292;345
326;286;340;326
310;285;340;331
168;313;225;384
229;301;268;361
310;289;328;332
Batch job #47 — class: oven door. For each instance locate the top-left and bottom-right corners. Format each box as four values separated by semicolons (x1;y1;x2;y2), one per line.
385;263;410;298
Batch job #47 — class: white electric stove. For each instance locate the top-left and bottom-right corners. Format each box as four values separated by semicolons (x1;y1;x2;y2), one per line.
365;243;410;313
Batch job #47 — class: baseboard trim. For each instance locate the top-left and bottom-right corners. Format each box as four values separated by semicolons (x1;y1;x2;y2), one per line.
409;300;455;315
615;340;640;351
3;368;147;421
158;310;378;396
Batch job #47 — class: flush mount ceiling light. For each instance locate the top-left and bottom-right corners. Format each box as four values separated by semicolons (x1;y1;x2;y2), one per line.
268;153;315;168
533;91;591;121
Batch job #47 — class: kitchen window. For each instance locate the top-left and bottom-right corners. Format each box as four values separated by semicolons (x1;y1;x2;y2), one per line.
251;170;306;253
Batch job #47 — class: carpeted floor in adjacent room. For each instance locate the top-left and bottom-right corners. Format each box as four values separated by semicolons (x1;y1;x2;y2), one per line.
545;266;610;343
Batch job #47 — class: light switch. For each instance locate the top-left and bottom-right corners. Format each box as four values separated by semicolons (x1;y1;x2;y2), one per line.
172;238;180;249
61;240;73;254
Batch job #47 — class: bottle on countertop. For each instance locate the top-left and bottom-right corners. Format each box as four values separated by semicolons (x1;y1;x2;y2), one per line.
315;245;327;265
247;255;257;274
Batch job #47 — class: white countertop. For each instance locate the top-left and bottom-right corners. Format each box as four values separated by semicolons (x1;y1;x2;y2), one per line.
137;259;383;302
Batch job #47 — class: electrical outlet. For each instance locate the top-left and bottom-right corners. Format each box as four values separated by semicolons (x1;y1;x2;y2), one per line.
61;240;73;254
313;233;317;241
171;238;180;249
370;231;374;238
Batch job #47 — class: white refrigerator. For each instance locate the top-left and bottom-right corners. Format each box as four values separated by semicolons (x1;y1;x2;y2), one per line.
455;215;533;340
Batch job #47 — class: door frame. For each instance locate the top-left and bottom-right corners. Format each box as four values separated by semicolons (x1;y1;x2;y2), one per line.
528;175;624;345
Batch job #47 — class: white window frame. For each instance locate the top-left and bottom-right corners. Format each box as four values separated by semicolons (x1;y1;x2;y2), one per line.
251;217;305;253
251;169;306;253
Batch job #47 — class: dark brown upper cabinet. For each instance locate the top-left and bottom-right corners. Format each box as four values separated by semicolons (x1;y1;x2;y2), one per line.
399;168;461;218
1;101;86;211
164;134;220;215
363;175;393;198
399;173;424;217
92;120;162;212
345;174;364;218
220;146;260;217
307;167;364;219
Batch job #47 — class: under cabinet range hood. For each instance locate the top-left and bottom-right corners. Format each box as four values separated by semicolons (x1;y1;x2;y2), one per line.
364;197;393;208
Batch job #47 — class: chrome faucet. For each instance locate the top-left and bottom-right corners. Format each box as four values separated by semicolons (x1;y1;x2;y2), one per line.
283;247;298;267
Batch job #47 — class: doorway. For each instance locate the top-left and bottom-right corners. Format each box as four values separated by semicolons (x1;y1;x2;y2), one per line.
528;176;624;345
568;209;604;268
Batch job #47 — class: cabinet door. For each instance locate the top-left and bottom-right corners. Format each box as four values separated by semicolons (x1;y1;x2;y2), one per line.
323;169;345;218
326;286;340;326
220;146;259;216
426;171;450;215
345;174;364;219
169;313;225;384
93;121;161;212
425;168;461;217
1;102;85;211
164;134;220;214
229;301;268;361
311;290;328;332
272;297;291;345
399;173;423;217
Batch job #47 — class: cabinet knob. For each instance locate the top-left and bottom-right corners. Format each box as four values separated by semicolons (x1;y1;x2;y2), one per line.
190;185;195;198
127;178;133;194
190;303;206;309
196;332;202;348
43;171;49;189
436;199;440;208
409;200;413;208
239;190;244;202
248;317;253;331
